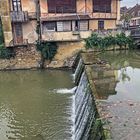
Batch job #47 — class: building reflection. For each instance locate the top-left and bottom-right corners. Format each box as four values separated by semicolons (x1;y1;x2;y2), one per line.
91;50;140;100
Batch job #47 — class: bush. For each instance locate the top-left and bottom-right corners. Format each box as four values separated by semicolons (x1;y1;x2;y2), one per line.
36;41;58;61
85;33;135;50
0;45;15;59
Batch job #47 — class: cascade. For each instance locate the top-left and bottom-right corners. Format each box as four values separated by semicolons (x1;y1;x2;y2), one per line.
74;59;95;140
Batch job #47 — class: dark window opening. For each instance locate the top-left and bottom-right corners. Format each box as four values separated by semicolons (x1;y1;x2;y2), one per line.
43;22;56;32
12;0;22;11
98;20;104;30
13;23;23;43
93;0;111;13
47;0;76;13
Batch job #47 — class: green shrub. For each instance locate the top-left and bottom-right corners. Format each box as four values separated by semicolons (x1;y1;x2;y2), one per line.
36;41;58;60
85;33;135;50
0;45;15;59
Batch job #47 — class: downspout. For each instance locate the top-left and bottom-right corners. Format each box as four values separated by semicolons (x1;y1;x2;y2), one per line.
85;0;87;14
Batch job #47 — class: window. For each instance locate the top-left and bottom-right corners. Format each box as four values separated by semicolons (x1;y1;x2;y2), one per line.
57;21;71;31
47;0;76;13
93;0;111;13
12;0;22;11
43;22;56;32
79;20;89;31
98;20;104;30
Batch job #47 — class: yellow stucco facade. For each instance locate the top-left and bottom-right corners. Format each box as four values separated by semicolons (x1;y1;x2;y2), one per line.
0;0;13;47
0;0;120;46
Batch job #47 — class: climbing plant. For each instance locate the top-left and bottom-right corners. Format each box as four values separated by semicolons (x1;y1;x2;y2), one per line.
36;41;58;68
36;41;58;60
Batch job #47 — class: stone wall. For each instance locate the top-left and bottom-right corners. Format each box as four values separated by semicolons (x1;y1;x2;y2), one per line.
0;45;41;70
0;41;84;70
46;41;84;68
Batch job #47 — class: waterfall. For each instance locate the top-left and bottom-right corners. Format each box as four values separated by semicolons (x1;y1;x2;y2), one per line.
74;58;84;85
74;54;95;140
74;70;95;140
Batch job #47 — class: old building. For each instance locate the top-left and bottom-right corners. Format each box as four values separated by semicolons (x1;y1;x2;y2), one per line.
0;0;121;47
0;0;38;47
127;4;140;27
40;0;121;41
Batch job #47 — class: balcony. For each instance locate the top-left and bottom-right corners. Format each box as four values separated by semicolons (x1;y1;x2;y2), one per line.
10;11;29;23
9;39;28;47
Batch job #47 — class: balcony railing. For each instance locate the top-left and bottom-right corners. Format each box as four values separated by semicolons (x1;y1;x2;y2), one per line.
10;11;29;23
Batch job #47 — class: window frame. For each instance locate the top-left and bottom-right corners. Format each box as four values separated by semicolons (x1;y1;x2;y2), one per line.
47;0;76;13
12;0;22;11
93;0;111;13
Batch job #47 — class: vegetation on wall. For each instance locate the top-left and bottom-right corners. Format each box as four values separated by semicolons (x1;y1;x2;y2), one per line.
85;33;135;50
36;41;58;68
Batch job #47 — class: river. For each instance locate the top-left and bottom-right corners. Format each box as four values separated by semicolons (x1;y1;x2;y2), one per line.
0;70;74;140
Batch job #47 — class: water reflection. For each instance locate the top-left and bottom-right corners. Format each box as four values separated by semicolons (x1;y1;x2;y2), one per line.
92;50;140;101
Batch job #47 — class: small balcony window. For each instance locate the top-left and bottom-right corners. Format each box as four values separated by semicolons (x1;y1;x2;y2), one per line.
43;22;56;33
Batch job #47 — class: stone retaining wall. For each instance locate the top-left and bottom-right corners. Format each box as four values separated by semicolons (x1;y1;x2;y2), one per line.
0;45;41;70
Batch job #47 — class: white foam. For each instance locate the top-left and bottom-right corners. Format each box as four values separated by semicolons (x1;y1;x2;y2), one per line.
53;87;77;94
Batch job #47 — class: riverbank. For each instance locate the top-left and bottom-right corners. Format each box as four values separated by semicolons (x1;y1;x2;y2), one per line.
0;42;84;70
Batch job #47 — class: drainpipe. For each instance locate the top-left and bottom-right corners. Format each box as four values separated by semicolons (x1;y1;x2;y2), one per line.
85;0;87;14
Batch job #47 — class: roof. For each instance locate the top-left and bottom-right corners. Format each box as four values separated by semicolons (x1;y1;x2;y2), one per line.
41;15;90;22
127;4;140;17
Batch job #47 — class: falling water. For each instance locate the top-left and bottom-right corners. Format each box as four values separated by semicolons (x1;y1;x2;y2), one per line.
74;59;95;140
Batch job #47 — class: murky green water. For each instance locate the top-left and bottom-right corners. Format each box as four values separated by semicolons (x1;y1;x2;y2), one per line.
0;70;74;140
97;50;140;101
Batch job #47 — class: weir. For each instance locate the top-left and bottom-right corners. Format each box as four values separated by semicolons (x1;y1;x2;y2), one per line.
74;50;140;140
74;56;104;140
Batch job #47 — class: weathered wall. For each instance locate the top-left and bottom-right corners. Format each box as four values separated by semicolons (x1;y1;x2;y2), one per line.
0;0;13;47
104;20;116;29
46;41;85;68
21;0;36;13
0;45;41;70
22;21;38;44
89;19;116;30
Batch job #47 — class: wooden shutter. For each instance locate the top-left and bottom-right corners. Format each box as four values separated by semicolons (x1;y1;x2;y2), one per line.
57;22;63;31
48;0;76;13
93;0;111;13
79;21;88;31
63;21;71;31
